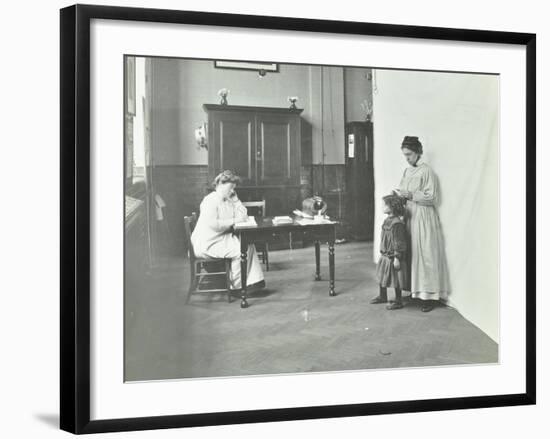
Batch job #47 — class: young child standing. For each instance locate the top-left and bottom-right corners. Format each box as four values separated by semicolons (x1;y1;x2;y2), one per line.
370;194;409;310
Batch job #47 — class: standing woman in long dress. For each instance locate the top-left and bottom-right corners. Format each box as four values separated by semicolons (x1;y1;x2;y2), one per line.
394;136;450;312
191;170;265;291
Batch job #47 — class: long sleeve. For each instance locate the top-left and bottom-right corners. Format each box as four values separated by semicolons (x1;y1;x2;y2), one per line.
199;195;234;232
398;168;407;190
390;222;407;260
411;167;438;206
230;198;249;222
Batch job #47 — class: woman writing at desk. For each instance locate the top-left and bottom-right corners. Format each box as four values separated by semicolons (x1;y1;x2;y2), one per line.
191;170;265;291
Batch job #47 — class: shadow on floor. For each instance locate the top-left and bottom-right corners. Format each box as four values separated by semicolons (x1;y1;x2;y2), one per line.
34;413;59;430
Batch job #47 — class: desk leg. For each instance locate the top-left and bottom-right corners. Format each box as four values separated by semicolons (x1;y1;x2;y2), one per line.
240;237;249;308
314;241;321;281
328;238;336;296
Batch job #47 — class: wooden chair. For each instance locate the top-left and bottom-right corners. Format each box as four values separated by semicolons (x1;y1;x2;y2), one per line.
242;200;269;271
183;212;233;303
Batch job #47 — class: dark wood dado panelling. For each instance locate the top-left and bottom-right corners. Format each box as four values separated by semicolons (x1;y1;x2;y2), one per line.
309;164;348;222
151;164;355;256
310;164;347;194
152;165;307;254
151;165;310;254
237;186;302;216
308;164;351;240
125;203;148;278
152;165;209;256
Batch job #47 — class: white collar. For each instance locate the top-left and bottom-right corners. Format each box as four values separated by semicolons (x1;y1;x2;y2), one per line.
213;189;225;201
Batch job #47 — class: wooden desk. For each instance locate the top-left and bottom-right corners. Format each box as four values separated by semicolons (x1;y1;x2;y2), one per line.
233;217;337;308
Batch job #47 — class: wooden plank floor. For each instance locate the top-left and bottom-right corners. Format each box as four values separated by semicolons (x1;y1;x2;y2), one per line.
124;241;498;381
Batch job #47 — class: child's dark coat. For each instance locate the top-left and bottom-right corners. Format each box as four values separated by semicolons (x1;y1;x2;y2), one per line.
376;216;409;290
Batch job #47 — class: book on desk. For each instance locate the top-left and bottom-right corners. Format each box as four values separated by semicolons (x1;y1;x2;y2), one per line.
292;209;334;225
295;218;335;226
272;215;293;225
233;216;258;229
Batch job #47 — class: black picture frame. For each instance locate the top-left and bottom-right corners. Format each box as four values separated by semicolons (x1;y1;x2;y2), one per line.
60;4;536;434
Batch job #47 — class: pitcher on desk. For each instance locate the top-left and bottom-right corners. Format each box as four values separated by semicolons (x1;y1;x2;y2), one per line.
191;170;265;292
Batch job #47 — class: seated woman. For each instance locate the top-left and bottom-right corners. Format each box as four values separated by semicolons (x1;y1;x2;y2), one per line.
191;170;265;292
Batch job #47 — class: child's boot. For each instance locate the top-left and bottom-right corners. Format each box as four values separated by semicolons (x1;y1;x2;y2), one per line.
386;288;403;310
370;286;388;304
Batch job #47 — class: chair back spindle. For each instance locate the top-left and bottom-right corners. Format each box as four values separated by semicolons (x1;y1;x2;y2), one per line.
183;211;232;303
183;212;198;260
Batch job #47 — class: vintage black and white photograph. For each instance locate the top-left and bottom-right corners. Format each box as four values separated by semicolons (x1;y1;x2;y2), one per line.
123;56;499;382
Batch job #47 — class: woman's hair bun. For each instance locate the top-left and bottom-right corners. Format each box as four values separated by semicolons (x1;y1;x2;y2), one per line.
401;136;423;154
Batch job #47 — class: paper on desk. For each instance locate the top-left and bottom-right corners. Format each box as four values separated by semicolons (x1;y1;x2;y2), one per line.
293;209;313;219
296;218;334;226
273;215;293;225
234;216;257;229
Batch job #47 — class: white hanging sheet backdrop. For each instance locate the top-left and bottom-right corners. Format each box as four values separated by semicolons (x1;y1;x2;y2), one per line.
372;69;500;341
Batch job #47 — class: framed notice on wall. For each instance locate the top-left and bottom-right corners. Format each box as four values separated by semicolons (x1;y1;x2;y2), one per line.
348;134;355;158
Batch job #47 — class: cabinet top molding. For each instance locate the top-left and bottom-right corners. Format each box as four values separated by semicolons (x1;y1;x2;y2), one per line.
203;104;304;114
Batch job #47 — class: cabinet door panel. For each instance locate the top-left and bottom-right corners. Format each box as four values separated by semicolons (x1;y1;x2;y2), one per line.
211;112;256;185
257;114;300;186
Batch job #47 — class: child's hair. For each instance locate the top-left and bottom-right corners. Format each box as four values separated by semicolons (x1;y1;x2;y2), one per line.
382;194;406;217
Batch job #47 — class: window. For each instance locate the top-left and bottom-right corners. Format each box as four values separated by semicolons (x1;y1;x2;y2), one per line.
125;56;147;188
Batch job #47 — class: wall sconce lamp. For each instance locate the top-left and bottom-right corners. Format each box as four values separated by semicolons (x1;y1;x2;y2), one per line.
195;123;208;150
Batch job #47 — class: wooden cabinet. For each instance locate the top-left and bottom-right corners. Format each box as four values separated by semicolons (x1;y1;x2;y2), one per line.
203;104;303;216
